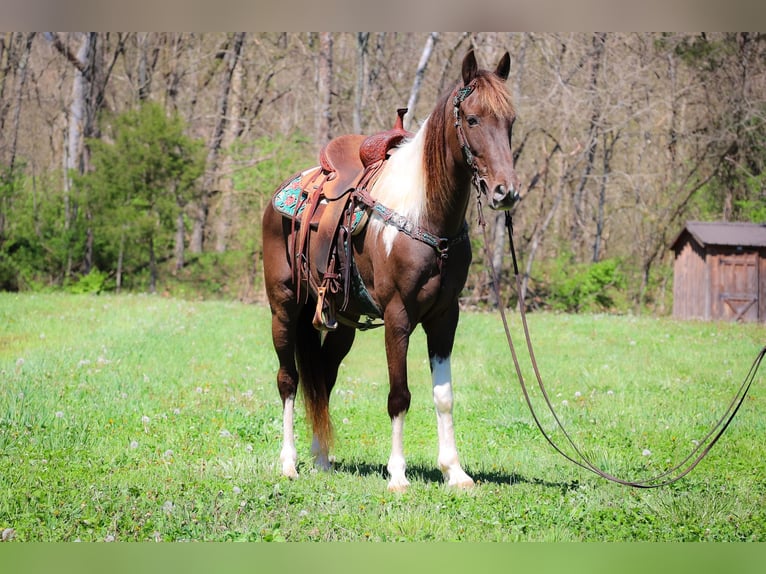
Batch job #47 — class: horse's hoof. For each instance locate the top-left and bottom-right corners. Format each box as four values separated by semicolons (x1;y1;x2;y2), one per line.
387;476;411;492
445;469;475;489
449;477;475;489
281;464;298;479
314;457;333;472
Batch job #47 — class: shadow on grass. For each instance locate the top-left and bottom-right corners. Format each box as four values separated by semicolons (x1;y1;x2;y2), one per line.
334;459;578;492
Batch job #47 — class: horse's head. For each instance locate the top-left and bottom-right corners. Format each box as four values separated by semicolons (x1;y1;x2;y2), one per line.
454;50;519;211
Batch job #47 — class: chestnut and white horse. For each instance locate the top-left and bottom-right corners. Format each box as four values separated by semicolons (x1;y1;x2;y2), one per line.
262;50;518;490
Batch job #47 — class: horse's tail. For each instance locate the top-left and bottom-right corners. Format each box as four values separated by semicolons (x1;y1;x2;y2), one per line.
295;303;334;454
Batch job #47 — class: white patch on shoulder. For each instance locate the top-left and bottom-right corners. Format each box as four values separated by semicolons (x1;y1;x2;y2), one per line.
367;117;429;256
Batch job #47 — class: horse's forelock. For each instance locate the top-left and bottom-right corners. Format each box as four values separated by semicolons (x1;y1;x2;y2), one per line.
473;71;515;120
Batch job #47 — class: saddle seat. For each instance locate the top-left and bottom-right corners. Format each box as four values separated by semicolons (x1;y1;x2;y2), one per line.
318;108;411;200
275;108;413;332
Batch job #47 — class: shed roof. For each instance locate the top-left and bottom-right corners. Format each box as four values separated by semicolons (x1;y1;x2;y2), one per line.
671;221;766;250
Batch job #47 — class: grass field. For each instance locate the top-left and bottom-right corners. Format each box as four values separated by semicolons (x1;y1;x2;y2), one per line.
1;292;765;542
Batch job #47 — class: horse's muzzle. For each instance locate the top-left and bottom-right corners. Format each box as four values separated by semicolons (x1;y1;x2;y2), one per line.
489;184;519;210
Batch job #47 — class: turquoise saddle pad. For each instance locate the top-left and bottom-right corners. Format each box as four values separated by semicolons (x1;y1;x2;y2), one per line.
273;172;366;232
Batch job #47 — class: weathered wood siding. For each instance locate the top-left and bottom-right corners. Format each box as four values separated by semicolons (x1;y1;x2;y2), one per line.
710;249;759;322
673;235;709;320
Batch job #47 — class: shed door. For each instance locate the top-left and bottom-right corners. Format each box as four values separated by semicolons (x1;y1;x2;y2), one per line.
715;253;759;322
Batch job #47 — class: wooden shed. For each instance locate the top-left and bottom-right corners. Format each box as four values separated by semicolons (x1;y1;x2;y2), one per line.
671;221;766;322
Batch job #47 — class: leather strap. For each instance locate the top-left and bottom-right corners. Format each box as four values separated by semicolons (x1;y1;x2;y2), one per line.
478;206;766;488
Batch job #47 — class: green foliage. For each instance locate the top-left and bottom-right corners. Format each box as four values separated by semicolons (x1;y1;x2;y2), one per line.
163;251;255;300
65;268;108;294
75;102;205;291
543;251;627;313
733;169;766;222
0;166;75;291
227;132;312;250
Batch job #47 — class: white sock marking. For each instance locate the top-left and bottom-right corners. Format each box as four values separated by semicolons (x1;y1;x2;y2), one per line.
431;355;474;488
280;395;298;478
387;413;410;491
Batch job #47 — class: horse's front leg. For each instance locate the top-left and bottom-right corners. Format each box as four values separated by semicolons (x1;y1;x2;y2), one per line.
424;305;474;489
383;306;413;492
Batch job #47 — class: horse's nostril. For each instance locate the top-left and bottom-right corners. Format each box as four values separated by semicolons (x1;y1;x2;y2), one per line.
493;184;515;204
490;184;519;210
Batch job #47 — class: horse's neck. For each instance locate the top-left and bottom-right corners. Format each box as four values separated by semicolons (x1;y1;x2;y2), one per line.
423;116;473;238
371;115;471;240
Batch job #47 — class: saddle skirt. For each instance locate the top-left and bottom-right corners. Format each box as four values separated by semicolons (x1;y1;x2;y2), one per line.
272;169;368;234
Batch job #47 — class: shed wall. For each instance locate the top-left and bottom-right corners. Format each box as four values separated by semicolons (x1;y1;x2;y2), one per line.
710;249;759;321
673;237;709;320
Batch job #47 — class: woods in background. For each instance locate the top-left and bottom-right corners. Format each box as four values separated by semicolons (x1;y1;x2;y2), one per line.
0;32;764;313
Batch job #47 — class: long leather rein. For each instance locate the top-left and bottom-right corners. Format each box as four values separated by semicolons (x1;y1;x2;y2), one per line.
450;77;765;487
475;206;766;487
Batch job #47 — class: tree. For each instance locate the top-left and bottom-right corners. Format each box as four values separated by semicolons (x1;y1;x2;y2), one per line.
315;32;334;147
190;32;246;254
45;32;125;276
76;102;204;292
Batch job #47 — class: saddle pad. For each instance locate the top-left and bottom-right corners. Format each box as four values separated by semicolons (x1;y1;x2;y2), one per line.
273;170;367;232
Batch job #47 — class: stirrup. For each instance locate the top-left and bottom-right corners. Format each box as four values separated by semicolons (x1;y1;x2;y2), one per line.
312;285;338;332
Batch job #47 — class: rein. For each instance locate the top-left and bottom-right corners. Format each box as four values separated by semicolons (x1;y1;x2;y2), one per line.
476;202;766;488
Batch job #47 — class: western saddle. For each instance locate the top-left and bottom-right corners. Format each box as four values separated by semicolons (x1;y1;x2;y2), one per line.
285;108;412;332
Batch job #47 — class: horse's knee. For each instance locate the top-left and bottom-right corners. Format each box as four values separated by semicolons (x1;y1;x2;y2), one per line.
277;367;298;402
387;388;411;419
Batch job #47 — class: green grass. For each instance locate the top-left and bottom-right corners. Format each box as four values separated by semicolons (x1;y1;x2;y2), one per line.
1;293;765;541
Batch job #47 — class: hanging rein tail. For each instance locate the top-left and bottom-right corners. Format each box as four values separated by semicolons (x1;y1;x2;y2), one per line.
479;207;766;488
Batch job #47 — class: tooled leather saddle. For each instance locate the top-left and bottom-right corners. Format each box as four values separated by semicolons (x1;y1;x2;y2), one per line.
272;108;412;332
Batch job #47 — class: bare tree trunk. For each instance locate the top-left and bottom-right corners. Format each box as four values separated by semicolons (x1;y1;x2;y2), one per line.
116;228;125;293
174;210;185;271
437;32;471;94
353;32;369;134
405;32;439;131
571;32;606;252
592;130;618;262
7;33;33;173
315;32;333;147
190;32;246;254
0;33;34;248
164;33;185;112
214;43;245;253
522;189;563;306
0;34;8;128
137;32;159;101
518;134;563;304
148;235;157;294
488;212;507;308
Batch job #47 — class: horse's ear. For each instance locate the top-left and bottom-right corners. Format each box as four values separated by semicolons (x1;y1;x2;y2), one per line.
461;49;478;85
495;51;511;81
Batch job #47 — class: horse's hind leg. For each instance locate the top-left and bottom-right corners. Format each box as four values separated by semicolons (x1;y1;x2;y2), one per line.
271;303;301;478
307;324;356;470
263;203;302;478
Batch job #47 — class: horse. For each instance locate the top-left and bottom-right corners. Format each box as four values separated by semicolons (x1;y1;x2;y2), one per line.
261;49;519;491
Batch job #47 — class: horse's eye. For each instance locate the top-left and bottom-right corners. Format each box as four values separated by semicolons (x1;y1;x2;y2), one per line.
466;116;479;127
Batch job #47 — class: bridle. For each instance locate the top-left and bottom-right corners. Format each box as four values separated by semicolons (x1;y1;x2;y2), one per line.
468;161;766;489
453;79;484;195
